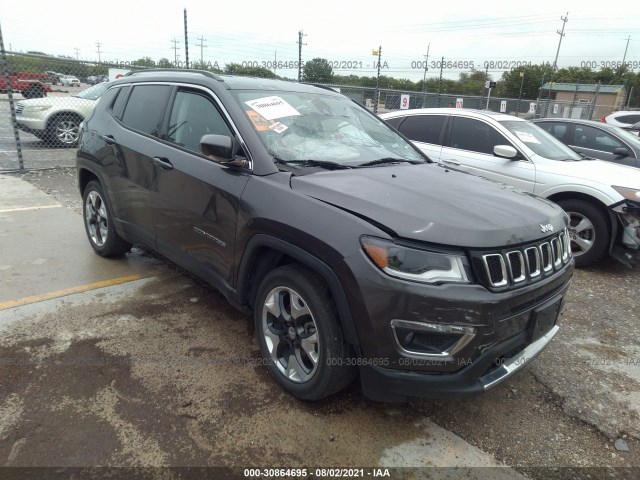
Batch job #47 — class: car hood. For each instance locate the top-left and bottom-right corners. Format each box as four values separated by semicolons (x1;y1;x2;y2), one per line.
291;164;567;248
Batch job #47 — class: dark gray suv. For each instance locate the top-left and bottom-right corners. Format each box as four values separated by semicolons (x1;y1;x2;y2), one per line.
76;70;574;401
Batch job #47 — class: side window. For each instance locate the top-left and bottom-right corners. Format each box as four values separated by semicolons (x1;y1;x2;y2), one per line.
538;122;567;140
167;90;233;153
617;114;640;124
121;85;172;136
449;117;511;155
384;117;404;129
398;115;446;145
111;85;130;118
573;125;625;153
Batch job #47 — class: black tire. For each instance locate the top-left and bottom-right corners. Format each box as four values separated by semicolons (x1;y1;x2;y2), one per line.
557;199;609;267
254;264;356;401
47;113;82;147
82;180;131;257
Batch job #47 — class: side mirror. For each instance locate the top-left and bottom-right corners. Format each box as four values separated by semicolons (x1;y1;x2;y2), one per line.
200;134;233;160
493;145;519;159
613;147;630;158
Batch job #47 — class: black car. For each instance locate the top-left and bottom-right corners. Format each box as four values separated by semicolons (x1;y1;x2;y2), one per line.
532;118;640;168
77;70;573;402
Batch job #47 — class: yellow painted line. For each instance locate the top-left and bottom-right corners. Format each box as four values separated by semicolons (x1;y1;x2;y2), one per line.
0;205;62;213
0;274;145;311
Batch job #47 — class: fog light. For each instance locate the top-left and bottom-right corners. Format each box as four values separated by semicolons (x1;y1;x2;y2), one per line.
391;319;476;357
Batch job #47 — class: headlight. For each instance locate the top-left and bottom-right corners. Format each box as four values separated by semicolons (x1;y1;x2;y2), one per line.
612;186;640;201
21;105;52;113
361;236;469;284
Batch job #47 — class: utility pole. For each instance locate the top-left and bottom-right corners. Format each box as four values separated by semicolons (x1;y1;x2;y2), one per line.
273;51;277;76
544;13;568;117
95;41;102;62
171;38;180;66
552;12;568;70
183;9;189;69
422;43;430;106
622;35;631;64
297;30;306;82
196;35;207;67
436;56;444;107
74;48;80;60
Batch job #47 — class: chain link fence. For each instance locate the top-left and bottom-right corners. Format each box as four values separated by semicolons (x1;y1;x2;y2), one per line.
0;50;630;172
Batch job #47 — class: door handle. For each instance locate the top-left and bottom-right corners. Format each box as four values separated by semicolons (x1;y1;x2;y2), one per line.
153;156;174;171
442;159;461;166
103;134;116;145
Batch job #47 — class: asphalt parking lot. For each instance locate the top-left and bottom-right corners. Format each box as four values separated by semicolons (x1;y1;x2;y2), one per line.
0;166;638;479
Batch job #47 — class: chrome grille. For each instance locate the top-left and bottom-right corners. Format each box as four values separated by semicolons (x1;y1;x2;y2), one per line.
480;229;572;289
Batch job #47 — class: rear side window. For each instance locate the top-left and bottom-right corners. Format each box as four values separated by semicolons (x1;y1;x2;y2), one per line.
398;115;446;145
111;85;130;118
121;85;172;136
616;114;640;124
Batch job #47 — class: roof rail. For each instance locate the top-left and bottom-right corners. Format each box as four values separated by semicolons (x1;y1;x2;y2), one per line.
123;69;224;82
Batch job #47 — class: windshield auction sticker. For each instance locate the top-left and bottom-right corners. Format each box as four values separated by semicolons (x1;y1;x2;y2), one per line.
245;96;300;120
514;131;541;144
245;110;273;131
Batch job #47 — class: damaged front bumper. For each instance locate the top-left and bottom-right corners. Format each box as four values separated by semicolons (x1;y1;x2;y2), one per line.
610;200;640;267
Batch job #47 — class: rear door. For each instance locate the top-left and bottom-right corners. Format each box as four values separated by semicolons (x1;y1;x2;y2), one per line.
440;116;536;192
104;83;172;245
150;86;251;289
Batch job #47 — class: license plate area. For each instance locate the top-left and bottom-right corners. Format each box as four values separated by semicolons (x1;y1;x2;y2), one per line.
529;295;563;342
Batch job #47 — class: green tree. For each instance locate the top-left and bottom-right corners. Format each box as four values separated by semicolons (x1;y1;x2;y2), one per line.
224;63;276;79
157;58;173;68
302;58;333;83
132;56;156;68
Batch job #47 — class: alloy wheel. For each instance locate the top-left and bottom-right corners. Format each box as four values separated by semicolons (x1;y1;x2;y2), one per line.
85;191;108;247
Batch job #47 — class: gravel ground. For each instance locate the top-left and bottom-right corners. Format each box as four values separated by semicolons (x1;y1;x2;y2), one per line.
6;168;640;477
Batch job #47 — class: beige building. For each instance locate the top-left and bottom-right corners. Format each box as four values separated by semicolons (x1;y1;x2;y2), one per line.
539;83;627;120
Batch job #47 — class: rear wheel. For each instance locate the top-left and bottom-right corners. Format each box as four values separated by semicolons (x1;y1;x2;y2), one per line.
82;180;131;257
557;199;609;267
254;264;356;400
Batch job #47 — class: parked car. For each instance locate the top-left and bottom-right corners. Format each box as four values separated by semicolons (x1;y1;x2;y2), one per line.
381;108;640;268
601;110;640;132
44;71;64;85
15;82;110;146
532;118;640;168
77;70;574;402
60;75;81;87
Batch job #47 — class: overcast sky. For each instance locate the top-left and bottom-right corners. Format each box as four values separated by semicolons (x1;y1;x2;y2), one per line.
2;0;640;81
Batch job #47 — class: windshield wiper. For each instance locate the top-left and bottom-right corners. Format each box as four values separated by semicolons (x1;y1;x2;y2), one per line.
356;158;423;167
273;158;352;170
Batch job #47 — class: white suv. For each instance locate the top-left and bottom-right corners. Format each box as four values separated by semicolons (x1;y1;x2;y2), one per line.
15;82;109;147
381;108;640;267
60;75;81;87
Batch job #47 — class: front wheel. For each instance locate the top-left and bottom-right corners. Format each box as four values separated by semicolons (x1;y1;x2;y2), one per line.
47;114;82;147
557;199;609;267
254;264;356;401
82;180;131;257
